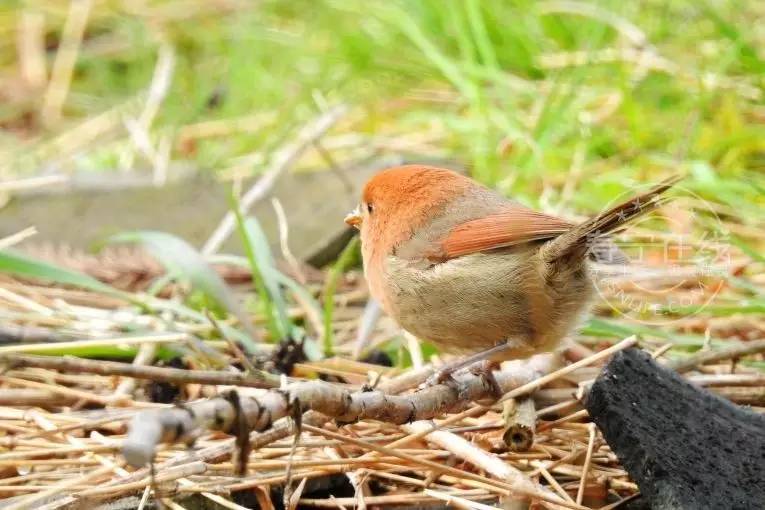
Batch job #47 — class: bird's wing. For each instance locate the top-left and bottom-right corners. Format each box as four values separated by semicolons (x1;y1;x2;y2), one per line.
434;204;573;260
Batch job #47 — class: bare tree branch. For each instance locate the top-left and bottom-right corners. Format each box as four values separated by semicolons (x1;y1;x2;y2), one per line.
123;355;557;467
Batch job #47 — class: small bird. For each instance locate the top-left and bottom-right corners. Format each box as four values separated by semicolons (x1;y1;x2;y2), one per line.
345;165;678;384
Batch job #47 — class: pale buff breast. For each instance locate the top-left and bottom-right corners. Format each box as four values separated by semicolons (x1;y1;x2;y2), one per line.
381;246;596;356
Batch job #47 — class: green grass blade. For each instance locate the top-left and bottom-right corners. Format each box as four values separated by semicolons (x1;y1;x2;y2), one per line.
382;5;476;101
323;236;360;357
464;0;498;70
105;230;261;352
730;236;765;264
207;253;322;360
230;196;293;342
243;217;292;338
0;249;126;299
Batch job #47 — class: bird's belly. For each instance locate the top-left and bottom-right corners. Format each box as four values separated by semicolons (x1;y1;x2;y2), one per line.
383;250;593;355
384;251;534;353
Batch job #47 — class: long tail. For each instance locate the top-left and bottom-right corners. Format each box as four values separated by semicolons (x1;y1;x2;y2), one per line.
542;175;682;263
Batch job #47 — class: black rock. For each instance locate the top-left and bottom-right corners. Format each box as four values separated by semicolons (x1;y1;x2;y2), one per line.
147;356;187;403
586;348;765;510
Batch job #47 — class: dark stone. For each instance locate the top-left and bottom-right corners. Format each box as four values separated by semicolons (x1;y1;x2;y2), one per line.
262;336;308;376
586;348;765;510
360;349;394;367
147;356;187;403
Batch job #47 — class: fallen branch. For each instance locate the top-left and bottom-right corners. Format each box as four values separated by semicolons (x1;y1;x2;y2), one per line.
44;366;435;509
402;421;564;508
302;424;584;510
0;353;280;390
502;397;536;452
378;337;637;454
123;355;557;468
667;339;765;373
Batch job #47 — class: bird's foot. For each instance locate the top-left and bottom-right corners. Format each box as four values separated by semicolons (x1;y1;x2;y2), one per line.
419;360;502;398
469;360;503;399
420;367;459;391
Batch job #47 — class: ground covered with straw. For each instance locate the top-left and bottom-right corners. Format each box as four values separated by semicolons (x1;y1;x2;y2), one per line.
0;226;763;509
0;1;764;509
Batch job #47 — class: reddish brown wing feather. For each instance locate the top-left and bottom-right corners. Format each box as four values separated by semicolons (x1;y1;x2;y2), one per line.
437;204;573;260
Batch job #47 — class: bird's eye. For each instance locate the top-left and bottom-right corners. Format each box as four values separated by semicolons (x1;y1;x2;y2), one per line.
367;203;374;214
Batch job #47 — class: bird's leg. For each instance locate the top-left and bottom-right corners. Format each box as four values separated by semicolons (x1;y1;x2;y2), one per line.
469;359;503;399
424;339;532;390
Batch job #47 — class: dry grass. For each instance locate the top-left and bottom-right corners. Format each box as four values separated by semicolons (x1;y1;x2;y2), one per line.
0;1;763;508
0;229;762;509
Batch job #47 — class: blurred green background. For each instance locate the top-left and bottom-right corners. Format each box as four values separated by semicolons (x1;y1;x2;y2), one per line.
1;0;763;214
0;0;763;371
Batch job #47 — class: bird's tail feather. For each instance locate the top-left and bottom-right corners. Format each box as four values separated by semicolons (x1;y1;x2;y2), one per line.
543;175;682;263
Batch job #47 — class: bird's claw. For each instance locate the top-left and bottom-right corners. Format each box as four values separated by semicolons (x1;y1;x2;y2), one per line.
469;360;503;399
419;368;459;391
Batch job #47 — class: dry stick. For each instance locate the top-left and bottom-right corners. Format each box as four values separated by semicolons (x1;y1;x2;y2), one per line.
0;353;280;389
122;356;556;467
528;447;584;478
302;424;585;510
402;421;564;508
272;197;306;285
113;343;157;399
0;226;38;250
0;388;74;406
302;493;497;508
17;9;48;89
576;424;597;505
323;447;369;510
224;455;450;492
212;454;446;472
535;465;575;504
377;337;637;455
202;104;348;256
690;373;765;386
0;443;118;461
536;399;580;418
72;461;207;498
425;489;503;510
46;366;436;510
538;409;589;433
19;410;136;440
502;397;536;452
667;338;765;373
0;375;111;406
0;175;68;193
9;464;116;510
0;332;189;354
8;411;129;510
712;386;765;406
41;0;93;126
121;41;175;179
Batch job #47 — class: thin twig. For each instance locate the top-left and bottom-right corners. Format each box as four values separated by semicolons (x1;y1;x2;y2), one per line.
302;424;585;510
41;0;93;126
576;424;597;505
0;227;38;250
668;339;765;373
0;353;280;389
202;104;348;255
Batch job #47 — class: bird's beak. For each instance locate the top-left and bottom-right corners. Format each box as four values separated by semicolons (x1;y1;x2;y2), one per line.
345;206;362;228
